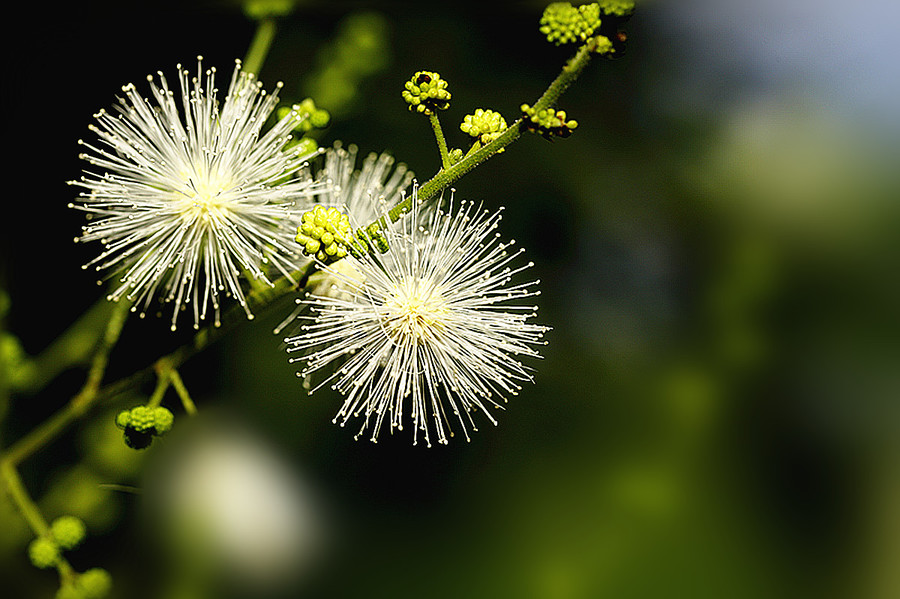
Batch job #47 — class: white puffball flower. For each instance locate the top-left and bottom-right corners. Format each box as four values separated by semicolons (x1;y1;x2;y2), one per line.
286;190;549;447
272;142;414;335
70;57;328;330
143;415;326;593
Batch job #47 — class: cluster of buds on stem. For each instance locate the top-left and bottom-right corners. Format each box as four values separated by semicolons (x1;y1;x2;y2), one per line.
115;405;174;449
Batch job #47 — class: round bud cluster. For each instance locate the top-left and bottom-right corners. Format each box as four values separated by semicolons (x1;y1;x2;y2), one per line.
460;108;509;146
28;537;60;569
56;568;113;599
539;2;602;45
402;71;451;115
115;405;174;450
278;97;331;134
598;0;635;17
50;516;87;550
520;104;579;140
28;516;90;573
296;205;354;263
591;35;615;55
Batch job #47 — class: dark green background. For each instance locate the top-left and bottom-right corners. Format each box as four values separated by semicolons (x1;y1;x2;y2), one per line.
3;1;900;598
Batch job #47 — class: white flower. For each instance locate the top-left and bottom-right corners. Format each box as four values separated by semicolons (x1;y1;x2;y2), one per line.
285;191;548;446
272;143;414;334
70;57;325;330
315;141;414;223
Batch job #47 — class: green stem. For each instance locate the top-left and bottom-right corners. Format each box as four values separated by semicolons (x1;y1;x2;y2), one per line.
1;460;49;536
1;300;129;467
96;267;308;411
384;39;597;224
242;17;278;76
429;112;452;170
1;457;76;583
167;368;197;416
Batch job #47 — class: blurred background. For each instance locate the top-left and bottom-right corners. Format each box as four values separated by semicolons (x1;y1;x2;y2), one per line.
3;0;900;597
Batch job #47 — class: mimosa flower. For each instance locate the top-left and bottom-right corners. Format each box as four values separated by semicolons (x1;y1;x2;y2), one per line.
286;191;548;446
70;57;325;330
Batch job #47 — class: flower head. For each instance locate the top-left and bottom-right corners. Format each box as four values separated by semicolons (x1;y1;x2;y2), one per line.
70;57;326;330
315;142;413;222
285;190;548;446
272;143;414;333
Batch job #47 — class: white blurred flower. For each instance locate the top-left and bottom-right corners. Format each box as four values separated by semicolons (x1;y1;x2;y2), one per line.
71;57;325;330
286;191;549;446
144;415;325;593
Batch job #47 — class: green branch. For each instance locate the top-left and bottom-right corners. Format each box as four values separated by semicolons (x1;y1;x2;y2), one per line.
242;17;278;76
385;38;597;223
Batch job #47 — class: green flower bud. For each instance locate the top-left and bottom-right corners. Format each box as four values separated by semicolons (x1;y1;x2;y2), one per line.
77;568;113;599
520;103;579;139
28;537;60;569
56;568;113;599
126;405;156;433
592;34;615;55
598;0;634;17
296;205;355;263
539;2;602;46
278;98;331;134
292;137;319;157
55;584;82;599
114;410;130;430
116;405;175;449
50;516;87;550
401;71;451;115
460;108;509;146
152;406;175;435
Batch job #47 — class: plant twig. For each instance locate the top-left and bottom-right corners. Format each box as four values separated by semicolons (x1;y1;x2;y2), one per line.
384;39;598;223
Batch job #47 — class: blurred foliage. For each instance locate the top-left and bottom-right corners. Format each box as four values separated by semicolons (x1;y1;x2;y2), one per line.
3;1;900;598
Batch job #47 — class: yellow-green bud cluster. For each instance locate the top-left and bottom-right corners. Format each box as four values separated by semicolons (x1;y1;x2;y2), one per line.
460;108;509;146
296;205;356;263
27;515;89;572
56;568;113;599
539;2;602;45
592;35;615;55
50;516;87;550
115;405;174;449
28;537;60;569
520;103;579;139
402;71;451;115
598;0;635;17
278;97;331;135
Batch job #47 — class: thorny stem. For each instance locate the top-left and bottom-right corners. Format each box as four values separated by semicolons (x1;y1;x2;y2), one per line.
384;37;598;224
